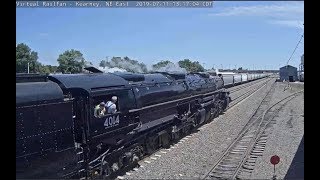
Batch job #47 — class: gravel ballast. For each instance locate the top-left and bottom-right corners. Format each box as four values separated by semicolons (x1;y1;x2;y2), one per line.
248;82;304;179
229;78;269;101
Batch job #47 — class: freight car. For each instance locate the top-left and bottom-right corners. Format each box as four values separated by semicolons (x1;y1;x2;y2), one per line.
209;72;270;88
16;72;231;179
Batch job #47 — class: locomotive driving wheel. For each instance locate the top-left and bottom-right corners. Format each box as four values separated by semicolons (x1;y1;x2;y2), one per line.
222;96;230;111
210;107;218;119
145;136;158;154
100;157;112;180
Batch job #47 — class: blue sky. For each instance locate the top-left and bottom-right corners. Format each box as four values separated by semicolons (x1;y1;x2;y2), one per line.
16;1;304;70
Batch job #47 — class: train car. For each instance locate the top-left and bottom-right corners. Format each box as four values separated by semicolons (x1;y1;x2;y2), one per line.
16;71;230;179
253;74;257;80
48;73;144;178
233;74;242;85
247;74;253;81
240;74;248;83
221;75;234;88
16;75;77;179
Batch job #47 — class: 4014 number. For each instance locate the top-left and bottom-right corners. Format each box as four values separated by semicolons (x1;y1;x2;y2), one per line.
104;115;120;128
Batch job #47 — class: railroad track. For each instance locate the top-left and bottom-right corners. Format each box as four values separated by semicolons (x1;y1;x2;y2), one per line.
228;78;273;109
235;90;303;179
202;86;303;180
228;78;270;93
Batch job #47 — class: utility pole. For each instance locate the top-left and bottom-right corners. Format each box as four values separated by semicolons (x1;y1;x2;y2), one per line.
27;62;30;74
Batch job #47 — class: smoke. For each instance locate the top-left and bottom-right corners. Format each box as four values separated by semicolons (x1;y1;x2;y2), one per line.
99;57;187;74
151;62;187;74
102;57;148;73
109;59;144;73
97;66;127;73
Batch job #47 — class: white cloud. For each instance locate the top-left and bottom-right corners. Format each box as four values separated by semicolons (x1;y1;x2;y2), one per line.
210;2;304;29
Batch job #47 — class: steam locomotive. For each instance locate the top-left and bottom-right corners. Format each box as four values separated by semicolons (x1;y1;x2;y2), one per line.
16;71;266;179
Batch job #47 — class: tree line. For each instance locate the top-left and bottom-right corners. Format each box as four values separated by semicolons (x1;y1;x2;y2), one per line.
16;43;212;74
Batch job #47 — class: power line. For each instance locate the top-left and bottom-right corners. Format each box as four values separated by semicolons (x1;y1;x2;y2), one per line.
286;33;304;66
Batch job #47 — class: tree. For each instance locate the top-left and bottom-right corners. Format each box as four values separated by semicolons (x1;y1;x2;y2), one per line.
16;43;39;73
39;65;51;74
38;65;58;74
152;60;172;69
178;59;205;72
238;67;243;71
57;49;86;74
48;65;58;73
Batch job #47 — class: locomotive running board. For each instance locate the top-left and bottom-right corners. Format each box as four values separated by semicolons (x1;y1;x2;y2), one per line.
136;114;175;132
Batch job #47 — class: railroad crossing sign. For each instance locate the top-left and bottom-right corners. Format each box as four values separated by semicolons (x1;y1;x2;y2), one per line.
270;155;280;180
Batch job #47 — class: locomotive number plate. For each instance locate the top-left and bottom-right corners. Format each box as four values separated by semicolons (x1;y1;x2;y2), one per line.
104;115;120;128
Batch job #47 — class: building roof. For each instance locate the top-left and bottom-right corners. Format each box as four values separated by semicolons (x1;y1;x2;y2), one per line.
280;65;297;70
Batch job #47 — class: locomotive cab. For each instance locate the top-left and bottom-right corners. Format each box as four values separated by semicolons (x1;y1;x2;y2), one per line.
48;74;141;172
89;88;139;145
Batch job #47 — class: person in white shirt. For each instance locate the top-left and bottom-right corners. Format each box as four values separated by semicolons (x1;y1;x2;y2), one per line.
106;96;118;114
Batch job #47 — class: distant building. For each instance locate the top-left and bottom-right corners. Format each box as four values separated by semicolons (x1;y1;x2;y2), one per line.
279;65;298;82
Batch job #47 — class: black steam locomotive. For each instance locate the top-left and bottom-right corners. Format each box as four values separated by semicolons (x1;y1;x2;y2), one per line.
16;71;230;179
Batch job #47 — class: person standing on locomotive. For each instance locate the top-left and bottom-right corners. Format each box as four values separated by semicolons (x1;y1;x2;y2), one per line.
106;96;118;114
